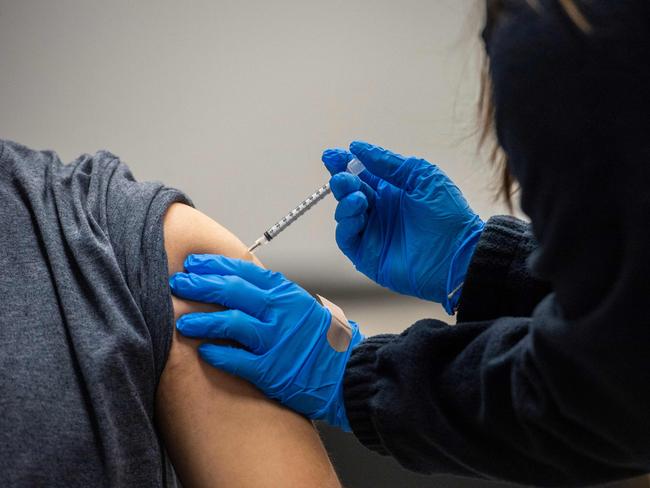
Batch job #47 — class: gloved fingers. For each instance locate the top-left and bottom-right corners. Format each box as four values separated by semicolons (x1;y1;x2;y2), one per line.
350;140;427;191
322;147;383;192
335;214;366;255
183;254;285;290
334;191;368;222
358;180;377;207
330;172;360;199
322;148;381;190
330;173;377;208
176;310;268;354
322;148;354;175
170;273;270;318
357;171;382;192
198;343;259;383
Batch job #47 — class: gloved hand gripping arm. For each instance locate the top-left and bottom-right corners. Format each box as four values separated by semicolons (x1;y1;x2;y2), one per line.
323;141;485;314
169;254;364;432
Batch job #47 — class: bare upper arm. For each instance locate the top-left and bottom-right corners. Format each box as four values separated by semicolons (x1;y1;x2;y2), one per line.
156;203;340;488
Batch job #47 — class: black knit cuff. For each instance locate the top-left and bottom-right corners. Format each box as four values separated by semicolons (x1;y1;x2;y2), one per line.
343;334;397;456
456;215;547;322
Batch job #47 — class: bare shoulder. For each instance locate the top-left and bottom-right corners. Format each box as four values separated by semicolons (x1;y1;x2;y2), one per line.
163;202;262;274
156;202;340;488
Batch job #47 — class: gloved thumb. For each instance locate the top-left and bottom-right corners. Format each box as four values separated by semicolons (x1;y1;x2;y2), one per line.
322;148;354;176
350;141;426;190
198;343;258;383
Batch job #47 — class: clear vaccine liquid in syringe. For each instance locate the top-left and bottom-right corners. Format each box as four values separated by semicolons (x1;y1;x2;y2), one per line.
248;158;366;253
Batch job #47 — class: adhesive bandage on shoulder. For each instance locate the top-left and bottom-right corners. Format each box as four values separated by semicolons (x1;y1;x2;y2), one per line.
316;295;353;352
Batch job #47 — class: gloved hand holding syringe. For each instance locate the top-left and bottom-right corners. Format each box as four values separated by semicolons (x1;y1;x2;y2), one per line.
171;140;486;434
247;158;366;253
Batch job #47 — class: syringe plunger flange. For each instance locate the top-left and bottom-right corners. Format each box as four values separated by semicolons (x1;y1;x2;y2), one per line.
347;158;365;176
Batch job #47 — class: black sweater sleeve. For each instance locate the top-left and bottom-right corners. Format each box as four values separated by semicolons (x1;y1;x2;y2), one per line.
343;226;650;485
455;215;552;323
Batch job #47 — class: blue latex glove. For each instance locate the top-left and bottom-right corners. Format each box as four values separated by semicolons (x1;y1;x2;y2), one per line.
169;254;365;432
322;141;485;314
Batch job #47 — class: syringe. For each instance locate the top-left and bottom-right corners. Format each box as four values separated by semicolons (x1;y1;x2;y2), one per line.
248;158;366;253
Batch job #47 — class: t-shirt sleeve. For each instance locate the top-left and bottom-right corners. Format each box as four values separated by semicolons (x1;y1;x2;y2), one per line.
98;151;193;381
0;140;193;484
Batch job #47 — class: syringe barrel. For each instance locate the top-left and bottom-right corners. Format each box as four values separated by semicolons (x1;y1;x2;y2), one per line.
253;158;366;248
264;182;332;240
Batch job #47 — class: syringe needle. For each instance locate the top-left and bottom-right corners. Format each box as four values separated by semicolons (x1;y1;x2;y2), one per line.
248;237;267;254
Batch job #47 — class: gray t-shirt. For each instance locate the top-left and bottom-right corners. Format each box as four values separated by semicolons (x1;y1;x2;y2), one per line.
0;139;190;487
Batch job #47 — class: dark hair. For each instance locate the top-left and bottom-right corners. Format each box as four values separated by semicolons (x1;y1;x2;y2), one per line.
478;0;590;214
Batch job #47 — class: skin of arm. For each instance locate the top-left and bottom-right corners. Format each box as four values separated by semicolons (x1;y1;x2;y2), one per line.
155;203;341;488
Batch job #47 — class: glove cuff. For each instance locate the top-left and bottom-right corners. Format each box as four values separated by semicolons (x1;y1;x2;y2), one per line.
443;221;485;315
330;324;365;432
316;294;354;352
313;295;365;431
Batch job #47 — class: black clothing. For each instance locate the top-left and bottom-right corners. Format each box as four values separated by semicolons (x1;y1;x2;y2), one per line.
0;140;188;487
343;1;650;486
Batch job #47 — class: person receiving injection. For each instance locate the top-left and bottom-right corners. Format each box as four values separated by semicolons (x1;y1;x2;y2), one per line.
169;1;650;486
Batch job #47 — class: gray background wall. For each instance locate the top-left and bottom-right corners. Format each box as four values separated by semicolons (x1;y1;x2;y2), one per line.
3;1;644;487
